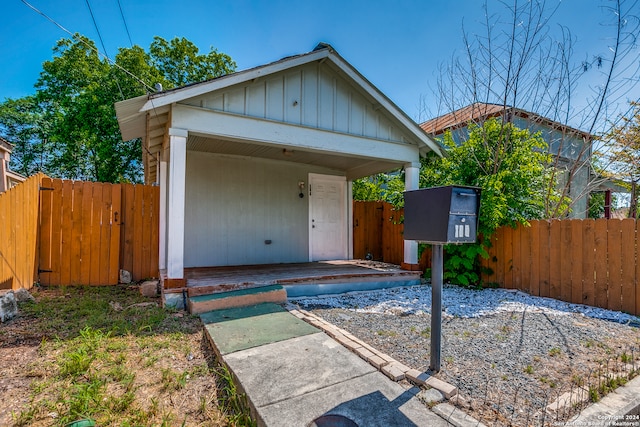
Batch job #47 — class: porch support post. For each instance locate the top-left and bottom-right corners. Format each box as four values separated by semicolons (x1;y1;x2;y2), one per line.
403;162;420;270
158;157;168;271
166;128;188;288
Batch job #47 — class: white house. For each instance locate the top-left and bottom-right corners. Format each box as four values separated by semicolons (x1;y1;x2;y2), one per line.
0;138;25;193
115;43;441;289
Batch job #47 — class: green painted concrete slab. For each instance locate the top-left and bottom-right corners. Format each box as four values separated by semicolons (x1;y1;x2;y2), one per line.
191;284;284;303
200;303;319;355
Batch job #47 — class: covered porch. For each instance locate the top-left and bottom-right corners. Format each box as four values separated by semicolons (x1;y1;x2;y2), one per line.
115;44;440;300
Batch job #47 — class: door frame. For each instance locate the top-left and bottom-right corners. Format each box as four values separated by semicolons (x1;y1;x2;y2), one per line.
308;173;351;261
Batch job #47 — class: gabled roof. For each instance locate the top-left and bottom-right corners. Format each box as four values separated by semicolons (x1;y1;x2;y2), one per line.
116;43;441;155
420;102;591;139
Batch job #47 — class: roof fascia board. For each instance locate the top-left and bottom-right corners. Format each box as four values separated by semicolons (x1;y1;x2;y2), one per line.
140;49;330;112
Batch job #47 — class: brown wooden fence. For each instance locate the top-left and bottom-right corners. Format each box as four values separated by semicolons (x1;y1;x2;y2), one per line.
0;173;44;290
481;219;640;316
39;177;159;286
353;201;430;269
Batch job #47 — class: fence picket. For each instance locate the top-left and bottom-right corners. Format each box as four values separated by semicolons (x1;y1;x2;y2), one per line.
89;183;103;285
529;221;540;296
607;220;623;312
594;219;609;309
549;220;562;300
621;219;635;315
560;220;572;303
582;219;595;307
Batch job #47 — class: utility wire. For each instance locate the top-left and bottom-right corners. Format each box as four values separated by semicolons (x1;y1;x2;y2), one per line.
116;0;133;47
84;0;126;100
85;0;109;59
20;0;160;158
20;0;155;93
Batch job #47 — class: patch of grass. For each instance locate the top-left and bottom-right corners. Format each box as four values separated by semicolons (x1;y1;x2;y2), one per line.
376;330;398;337
420;328;431;338
572;374;584;387
523;365;534;374
549;347;562;357
11;285;252;426
216;365;257;427
621;352;632;363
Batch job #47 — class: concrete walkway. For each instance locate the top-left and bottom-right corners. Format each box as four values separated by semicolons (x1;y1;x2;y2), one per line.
201;303;453;427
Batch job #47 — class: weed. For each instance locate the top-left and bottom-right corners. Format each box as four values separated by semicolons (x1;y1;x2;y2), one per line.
216;364;257;427
621;352;632;363
161;368;189;391
420;328;431;338
549;347;562;357
524;365;534;374
376;330;398;337
572;374;584;386
589;386;600;402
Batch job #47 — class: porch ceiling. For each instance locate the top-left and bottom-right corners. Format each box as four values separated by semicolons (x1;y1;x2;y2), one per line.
186;134;403;179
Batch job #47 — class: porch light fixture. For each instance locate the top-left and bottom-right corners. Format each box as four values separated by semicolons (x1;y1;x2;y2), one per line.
298;181;305;198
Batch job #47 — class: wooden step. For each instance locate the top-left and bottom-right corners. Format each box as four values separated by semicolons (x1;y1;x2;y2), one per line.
188;284;287;314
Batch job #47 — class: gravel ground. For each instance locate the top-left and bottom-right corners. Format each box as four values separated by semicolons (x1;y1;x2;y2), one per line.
290;284;640;426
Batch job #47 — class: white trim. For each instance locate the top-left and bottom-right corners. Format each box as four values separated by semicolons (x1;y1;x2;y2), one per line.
403;164;421;265
172;104;420;163
167;133;187;279
347;180;353;259
308;173;348;261
158;160;168;271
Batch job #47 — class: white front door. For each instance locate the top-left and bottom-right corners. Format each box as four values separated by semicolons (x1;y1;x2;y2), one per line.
309;174;347;261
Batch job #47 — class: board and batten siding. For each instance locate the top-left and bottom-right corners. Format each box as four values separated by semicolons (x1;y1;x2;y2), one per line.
184;152;342;267
180;63;408;145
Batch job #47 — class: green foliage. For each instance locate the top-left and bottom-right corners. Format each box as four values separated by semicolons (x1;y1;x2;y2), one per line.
352;171;406;207
421;118;557;287
443;244;489;287
0;35;236;183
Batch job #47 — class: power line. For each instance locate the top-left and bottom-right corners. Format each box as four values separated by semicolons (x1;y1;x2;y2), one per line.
116;0;133;47
84;0;109;59
20;0;155;93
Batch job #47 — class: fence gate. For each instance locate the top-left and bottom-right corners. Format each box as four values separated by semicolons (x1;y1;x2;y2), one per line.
39;177;122;286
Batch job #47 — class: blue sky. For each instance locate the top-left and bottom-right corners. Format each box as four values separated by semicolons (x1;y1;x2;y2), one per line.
2;0;638;123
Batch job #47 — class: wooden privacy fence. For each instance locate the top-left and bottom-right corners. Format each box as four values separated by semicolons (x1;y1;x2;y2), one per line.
39;177;160;286
0;173;44;290
352;201;431;269
482;219;640;317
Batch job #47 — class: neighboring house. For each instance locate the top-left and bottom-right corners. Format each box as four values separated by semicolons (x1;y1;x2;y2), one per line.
115;43;441;288
421;103;592;219
0;137;25;193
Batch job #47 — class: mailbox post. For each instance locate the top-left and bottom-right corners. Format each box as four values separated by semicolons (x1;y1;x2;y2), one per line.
404;186;481;372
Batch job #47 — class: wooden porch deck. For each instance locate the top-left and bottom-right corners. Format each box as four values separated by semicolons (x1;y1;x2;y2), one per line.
185;260;420;297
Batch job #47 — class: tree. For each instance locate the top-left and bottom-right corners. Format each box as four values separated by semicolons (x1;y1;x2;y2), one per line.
0;35;236;183
420;118;557;286
602;101;640;218
420;0;640;218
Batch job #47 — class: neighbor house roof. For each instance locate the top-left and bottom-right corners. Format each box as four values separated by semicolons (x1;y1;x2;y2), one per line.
420;102;591;140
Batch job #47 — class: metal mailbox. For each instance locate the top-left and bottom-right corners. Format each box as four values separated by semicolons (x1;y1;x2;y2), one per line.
404;185;481;244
